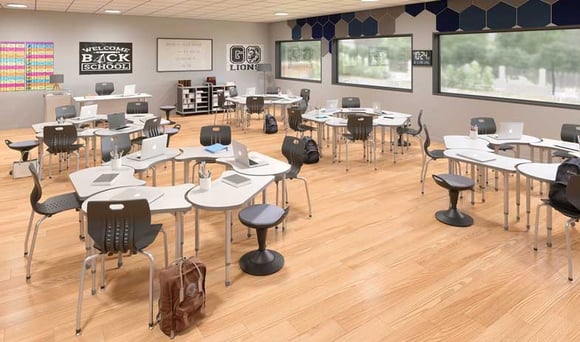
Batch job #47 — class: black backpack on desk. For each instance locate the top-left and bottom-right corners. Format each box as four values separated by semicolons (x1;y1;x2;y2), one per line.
263;114;278;134
549;157;580;213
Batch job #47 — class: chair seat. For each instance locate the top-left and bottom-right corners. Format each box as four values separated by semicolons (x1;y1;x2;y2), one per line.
36;192;81;216
553;150;576;159
165;127;179;136
239;204;286;229
488;143;514;151
297;123;315;132
429;149;445;159
7;140;39;152
432;173;474;191
342;133;370;141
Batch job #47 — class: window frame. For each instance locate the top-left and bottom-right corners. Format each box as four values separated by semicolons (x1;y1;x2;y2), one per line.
331;34;413;92
275;39;322;83
433;26;580;110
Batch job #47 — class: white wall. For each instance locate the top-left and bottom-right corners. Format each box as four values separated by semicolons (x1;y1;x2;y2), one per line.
268;10;578;142
0;9;271;128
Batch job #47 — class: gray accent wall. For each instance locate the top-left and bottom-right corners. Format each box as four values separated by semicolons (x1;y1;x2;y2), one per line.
268;9;579;142
0;9;271;128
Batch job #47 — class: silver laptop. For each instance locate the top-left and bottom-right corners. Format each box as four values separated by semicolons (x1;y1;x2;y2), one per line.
123;84;136;97
495;122;523;140
107;112;128;130
325;99;338;111
231;140;268;168
79;104;98;119
113;187;164;204
457;151;496;162
127;134;168;160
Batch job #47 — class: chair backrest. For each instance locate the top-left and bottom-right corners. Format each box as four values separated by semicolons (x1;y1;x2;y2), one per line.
142;117;162;138
287;107;304;132
87;199;153;254
199;125;232;146
217;92;226;107
266;86;280;94
560;124;580;142
55;105;77;120
567;175;580;212
296;98;308;114
43;125;78;153
126;101;149;114
470;117;496;135
415;109;424;134
423;124;438;159
101;133;132;162
95;82;114;96
281;135;306;171
246;96;264;114
346;114;373;140
300;88;311;104
228;86;238;97
28;163;43;213
342;97;360;108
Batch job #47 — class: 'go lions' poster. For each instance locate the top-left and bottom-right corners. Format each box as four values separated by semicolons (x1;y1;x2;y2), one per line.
226;44;263;71
79;42;132;75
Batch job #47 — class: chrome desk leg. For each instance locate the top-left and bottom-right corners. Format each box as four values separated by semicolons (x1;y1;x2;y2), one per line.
504;171;509;230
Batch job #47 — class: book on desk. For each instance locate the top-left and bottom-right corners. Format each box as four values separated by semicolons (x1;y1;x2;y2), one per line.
221;174;251;188
92;173;120;186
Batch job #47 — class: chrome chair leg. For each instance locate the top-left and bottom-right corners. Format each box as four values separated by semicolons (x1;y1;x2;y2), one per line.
566;219;574;281
76;253;100;336
26;215;48;280
24;210;35;256
298;177;312;218
139;250;156;329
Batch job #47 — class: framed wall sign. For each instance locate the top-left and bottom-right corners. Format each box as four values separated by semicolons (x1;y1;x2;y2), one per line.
157;38;213;72
412;50;432;66
79;42;132;75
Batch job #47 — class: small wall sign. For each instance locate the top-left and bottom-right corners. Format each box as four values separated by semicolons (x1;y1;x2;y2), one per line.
412;50;432;66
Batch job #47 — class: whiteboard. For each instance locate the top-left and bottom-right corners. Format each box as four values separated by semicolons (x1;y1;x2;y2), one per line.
157;38;213;72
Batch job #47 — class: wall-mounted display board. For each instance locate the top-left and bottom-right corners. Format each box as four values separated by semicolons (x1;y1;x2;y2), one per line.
79;42;132;75
0;41;54;92
157;38;212;72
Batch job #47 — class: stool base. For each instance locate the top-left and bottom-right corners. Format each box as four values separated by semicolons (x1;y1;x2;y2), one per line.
435;208;473;227
239;249;284;276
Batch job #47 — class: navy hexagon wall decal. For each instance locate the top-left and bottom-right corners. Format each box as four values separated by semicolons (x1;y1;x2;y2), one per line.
292;25;302;40
342;12;355;22
316;15;329;25
406;3;425;17
517;0;550;28
426;0;448;15
323;22;335;41
329;14;342;24
460;5;486;31
553;0;580;26
296;18;306;27
362;17;378;36
436;8;459;32
306;16;317;26
312;22;323;39
349;19;362;37
487;2;516;29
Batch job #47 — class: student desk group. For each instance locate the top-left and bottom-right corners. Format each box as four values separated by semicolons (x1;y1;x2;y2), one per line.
442;134;579;232
66;141;290;287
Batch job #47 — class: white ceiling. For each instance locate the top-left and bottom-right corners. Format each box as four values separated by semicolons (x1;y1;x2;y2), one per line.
0;0;423;23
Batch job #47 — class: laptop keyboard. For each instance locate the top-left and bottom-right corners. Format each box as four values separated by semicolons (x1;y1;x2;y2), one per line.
249;159;258;166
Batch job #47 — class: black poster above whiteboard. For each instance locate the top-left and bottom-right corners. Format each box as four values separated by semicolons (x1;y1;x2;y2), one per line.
157;38;213;72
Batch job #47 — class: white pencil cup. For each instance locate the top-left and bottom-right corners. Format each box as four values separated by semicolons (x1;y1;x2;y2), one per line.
200;177;211;191
111;158;122;171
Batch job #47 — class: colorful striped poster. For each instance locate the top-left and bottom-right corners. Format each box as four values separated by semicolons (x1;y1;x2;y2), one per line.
0;41;54;92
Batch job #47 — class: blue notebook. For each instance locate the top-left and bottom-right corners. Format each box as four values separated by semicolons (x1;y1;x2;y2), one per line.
204;143;228;153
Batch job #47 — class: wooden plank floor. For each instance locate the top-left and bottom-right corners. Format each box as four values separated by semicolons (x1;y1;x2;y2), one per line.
1;113;580;341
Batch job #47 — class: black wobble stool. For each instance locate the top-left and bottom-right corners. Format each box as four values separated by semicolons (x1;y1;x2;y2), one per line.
160;105;176;124
5;139;39;162
433;173;474;227
238;204;288;276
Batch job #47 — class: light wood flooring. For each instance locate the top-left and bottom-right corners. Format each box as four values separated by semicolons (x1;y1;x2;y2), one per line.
1;113;580;341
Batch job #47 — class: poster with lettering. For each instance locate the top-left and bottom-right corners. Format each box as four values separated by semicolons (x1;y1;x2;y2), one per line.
79;42;132;75
226;44;264;71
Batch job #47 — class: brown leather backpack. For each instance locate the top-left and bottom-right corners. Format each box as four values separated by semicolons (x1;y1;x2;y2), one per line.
158;257;206;338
